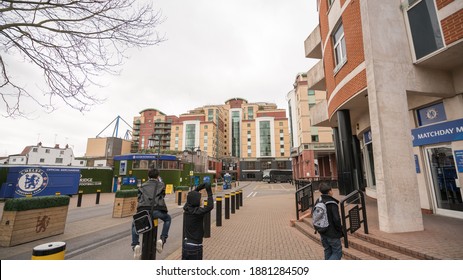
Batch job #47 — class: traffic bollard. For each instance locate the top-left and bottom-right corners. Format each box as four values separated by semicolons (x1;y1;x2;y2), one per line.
236;191;240;210
177;190;182;206
240;190;243;207
77;190;83;207
216;196;222;227
203;199;211;238
32;241;66;260
141;218;158;260
225;194;230;219
95;189;101;205
231;192;236;214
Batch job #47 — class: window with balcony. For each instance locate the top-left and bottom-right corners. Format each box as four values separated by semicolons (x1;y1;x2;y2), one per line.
333;22;347;72
406;0;444;60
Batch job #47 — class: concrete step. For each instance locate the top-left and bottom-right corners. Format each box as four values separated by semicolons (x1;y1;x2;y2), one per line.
293;219;379;260
296;218;420;260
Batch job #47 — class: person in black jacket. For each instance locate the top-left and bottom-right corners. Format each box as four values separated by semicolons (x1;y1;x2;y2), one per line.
182;178;214;260
131;168;171;258
318;183;343;260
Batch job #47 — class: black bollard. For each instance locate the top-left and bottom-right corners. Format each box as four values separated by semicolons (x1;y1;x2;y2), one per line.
240;190;243;207
235;191;240;210
141;218;158;260
225;194;230;219
231;192;235;214
77;191;83;207
203;199;211;238
177;190;182;206
95;189;101;205
216;196;222;227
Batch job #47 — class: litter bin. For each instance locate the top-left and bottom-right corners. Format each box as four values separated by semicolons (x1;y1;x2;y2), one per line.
32;241;66;260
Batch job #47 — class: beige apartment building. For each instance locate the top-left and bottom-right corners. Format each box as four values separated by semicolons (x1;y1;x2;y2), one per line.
170;98;292;180
287;73;337;180
305;0;463;232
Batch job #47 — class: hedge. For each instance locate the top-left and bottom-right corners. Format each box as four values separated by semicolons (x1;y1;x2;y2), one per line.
4;196;70;211
115;189;138;198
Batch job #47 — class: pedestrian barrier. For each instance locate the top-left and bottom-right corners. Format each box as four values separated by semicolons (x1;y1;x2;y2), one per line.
339;190;368;248
204;199;211;238
177;190;182;206
77;190;83;207
216;196;222;226
224;194;230;219
95;189;101;205
294;181;314;220
32;241;66;260
141;218;158;260
231;192;236;214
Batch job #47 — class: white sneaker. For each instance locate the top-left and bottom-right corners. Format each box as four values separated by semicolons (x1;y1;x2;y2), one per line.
133;245;141;259
156;239;163;253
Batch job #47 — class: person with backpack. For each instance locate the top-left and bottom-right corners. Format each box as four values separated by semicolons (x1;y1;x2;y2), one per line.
312;182;343;260
182;178;214;260
131;168;171;259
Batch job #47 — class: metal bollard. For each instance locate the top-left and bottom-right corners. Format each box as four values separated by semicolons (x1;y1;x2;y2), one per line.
203;199;211;238
77;190;83;207
141;218;158;260
236;191;240;210
95;189;101;205
177;190;182;206
231;192;236;214
32;241;66;260
216;196;222;227
242;190;245;206
225;194;230;219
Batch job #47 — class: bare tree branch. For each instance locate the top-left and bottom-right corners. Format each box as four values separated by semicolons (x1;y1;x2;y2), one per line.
0;0;165;118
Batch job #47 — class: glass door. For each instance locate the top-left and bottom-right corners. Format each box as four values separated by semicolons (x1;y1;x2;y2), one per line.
426;146;462;213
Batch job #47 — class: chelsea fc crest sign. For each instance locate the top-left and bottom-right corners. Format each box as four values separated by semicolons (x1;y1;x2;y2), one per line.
16;168;49;196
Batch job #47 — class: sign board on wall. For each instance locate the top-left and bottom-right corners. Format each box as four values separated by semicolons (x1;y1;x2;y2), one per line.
455;150;463;173
411;118;463;146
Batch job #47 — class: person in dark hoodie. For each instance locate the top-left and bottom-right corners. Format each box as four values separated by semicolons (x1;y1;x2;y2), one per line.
182;177;214;260
131;168;171;259
317;182;343;260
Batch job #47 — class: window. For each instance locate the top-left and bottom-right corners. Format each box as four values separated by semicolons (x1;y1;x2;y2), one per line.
312;135;319;142
45;149;50;153
259;121;271;157
32;148;38;152
407;0;443;60
333;22;347;71
55;158;63;164
40;158;45;163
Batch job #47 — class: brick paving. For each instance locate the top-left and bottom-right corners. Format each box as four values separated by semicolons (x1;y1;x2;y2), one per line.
1;185;463;260
166;192;324;260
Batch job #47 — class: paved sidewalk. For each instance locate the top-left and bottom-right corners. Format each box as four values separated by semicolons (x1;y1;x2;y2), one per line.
165;191;324;260
2;185;463;260
166;187;463;260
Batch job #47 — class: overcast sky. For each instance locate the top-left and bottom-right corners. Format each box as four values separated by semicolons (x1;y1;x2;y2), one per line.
1;0;319;157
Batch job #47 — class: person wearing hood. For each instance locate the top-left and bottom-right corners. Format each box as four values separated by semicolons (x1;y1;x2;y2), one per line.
182;177;214;260
131;168;171;258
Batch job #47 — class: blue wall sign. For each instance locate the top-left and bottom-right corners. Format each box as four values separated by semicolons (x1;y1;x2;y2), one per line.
364;130;372;145
455;150;463;173
417;102;447;126
411;118;463;146
2;166;81;198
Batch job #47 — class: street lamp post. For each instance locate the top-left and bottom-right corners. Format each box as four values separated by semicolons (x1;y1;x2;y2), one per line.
156;135;162;169
183;147;201;191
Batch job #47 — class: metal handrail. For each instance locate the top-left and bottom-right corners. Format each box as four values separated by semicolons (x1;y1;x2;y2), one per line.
339;190;369;248
295;181;314;220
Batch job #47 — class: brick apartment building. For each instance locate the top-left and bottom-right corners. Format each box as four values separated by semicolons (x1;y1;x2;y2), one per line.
305;0;463;232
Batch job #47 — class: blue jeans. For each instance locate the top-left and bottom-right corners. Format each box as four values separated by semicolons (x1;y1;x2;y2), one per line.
131;210;171;247
321;236;342;260
182;240;203;260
